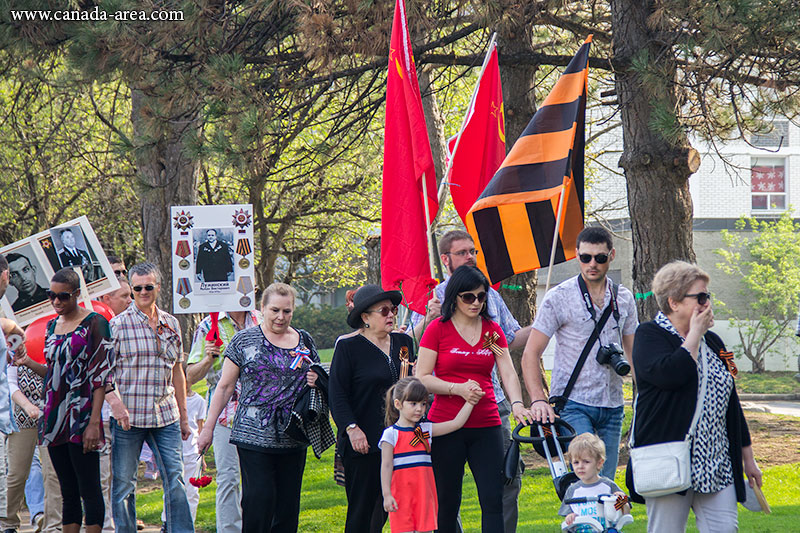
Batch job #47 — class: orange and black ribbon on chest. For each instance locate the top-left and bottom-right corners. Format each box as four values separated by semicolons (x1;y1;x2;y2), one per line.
409;426;431;453
719;351;738;378
482;331;503;357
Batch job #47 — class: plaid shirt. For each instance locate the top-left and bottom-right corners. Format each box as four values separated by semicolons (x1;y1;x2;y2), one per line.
110;303;183;428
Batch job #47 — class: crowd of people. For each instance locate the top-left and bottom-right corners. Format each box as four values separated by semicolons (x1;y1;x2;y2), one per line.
0;224;764;533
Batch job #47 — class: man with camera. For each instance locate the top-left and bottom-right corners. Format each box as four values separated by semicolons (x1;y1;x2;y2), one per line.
521;226;638;479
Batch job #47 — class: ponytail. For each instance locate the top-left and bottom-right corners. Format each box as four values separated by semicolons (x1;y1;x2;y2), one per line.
384;383;400;427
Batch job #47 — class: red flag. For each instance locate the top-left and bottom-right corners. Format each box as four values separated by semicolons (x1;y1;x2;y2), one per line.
381;0;438;314
447;39;506;225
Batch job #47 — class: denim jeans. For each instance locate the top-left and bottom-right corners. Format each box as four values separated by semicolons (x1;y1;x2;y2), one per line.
111;420;194;533
560;400;624;479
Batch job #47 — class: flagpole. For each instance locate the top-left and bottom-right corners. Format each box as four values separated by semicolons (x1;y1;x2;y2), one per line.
421;171;437;279
436;33;498;209
544;182;568;294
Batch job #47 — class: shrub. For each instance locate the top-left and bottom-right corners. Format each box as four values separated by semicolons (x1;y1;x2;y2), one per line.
292;304;350;349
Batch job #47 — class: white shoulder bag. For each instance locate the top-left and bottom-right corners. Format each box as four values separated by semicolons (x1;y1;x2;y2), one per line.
629;347;708;498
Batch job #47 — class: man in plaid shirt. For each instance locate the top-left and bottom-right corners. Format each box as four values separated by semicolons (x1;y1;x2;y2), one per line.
108;262;194;533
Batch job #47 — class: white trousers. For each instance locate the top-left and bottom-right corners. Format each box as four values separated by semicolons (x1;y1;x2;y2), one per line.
645;484;738;533
213;425;242;533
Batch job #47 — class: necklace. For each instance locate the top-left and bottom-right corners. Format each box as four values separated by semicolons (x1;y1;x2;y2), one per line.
452;316;482;345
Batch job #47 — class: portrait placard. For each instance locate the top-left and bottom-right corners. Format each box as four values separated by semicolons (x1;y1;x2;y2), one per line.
0;216;121;326
170;204;255;314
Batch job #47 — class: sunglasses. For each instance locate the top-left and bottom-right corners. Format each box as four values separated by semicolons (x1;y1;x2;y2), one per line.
47;289;78;302
458;291;487;304
368;305;398;317
132;284;156;293
114;269;128;277
578;253;609;264
685;292;711;306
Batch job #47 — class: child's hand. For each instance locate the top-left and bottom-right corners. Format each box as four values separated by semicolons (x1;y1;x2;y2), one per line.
614;491;631;513
565;512;577;525
383;495;398;513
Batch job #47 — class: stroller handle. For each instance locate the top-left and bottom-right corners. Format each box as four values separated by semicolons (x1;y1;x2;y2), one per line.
512;418;576;444
563;494;615;505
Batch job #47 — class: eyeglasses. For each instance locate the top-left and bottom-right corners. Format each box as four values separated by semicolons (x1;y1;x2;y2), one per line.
368;305;398;317
114;269;128;277
578;253;609;264
132;284;156;293
47;289;78;302
458;291;487;304
445;248;479;258
685;292;711;306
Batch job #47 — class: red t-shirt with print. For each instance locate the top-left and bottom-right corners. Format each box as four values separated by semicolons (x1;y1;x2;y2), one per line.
420;317;506;428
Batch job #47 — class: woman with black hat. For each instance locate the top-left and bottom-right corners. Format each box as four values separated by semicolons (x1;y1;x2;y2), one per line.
329;285;415;533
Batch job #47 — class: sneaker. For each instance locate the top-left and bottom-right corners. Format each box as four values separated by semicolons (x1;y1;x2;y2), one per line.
160;523;168;533
33;513;44;533
136;520;145;531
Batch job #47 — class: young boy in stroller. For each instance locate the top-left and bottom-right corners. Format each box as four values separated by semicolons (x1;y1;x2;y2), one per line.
512;421;633;532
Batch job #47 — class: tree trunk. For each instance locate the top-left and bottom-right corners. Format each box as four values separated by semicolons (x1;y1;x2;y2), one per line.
366;235;381;286
609;1;699;322
130;89;201;346
497;24;540;403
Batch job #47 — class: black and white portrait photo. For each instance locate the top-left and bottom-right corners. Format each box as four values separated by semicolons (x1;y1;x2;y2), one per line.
4;245;51;312
50;226;102;282
193;228;235;283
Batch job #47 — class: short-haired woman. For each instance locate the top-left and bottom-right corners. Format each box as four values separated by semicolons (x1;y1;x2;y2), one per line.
197;282;320;533
416;265;531;533
627;261;762;532
14;267;113;533
329;285;415;533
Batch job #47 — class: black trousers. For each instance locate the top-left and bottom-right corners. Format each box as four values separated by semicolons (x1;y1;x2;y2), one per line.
48;443;104;527
236;446;307;533
431;425;504;533
342;452;387;533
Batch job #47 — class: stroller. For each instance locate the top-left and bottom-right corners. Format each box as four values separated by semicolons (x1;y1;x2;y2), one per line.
512;420;634;532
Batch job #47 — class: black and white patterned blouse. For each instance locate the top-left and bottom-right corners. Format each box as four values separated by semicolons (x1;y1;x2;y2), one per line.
654;312;734;493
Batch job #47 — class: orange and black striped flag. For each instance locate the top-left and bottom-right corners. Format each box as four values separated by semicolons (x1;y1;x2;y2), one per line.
466;36;591;284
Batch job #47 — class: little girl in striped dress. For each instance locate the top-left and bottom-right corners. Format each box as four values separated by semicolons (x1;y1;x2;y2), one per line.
379;377;475;533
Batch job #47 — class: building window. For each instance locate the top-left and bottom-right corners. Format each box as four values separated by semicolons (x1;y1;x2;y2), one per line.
751;157;786;211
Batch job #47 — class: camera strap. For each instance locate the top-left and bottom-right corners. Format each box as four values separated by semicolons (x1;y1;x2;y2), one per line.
550;277;619;412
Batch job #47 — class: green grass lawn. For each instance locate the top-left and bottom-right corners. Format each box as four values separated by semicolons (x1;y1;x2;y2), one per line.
735;371;800;394
135;439;799;532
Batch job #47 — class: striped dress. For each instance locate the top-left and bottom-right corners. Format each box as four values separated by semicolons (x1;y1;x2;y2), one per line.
379;422;437;533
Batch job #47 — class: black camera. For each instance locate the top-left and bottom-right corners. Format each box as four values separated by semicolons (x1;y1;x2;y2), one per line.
596;343;630;376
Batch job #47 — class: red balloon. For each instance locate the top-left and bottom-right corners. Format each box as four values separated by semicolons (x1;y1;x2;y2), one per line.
23;300;116;365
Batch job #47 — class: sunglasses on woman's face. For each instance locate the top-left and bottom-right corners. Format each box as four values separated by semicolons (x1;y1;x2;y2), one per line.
458;291;487;304
369;305;398;317
578;253;609;264
47;289;78;302
132;284;156;293
685;292;711;306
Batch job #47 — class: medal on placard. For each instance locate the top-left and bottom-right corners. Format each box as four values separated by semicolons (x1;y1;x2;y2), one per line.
176;277;192;309
175;240;191;270
172;210;194;236
236;238;252;269
232;208;252;234
237;276;253;307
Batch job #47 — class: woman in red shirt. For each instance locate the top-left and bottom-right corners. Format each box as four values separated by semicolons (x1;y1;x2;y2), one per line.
417;265;531;533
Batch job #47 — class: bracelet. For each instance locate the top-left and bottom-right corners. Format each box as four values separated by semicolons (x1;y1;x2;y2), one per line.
511;400;524;407
448;383;455;395
530;399;548;406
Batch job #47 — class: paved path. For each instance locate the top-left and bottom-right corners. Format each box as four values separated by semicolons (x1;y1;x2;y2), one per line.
741;400;800;417
17;509;162;533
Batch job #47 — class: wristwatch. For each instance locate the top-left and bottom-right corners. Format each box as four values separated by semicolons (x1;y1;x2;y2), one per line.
345;423;357;432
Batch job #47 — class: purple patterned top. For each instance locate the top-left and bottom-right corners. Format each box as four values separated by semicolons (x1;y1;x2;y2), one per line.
43;312;114;446
224;325;318;451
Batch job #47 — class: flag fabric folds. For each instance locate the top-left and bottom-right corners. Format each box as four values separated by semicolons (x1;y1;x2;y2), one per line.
466;36;591;284
381;0;438;314
447;39;506;225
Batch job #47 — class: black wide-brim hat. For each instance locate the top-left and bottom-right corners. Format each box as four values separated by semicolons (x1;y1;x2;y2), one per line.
346;284;402;329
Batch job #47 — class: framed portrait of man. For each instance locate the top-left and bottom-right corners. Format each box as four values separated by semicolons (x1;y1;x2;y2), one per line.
0;216;120;326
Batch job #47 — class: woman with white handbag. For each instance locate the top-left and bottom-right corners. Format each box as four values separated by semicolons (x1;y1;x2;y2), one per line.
625;261;762;533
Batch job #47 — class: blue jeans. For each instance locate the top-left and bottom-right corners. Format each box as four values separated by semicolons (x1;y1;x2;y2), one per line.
25;448;45;519
111;420;194;533
560;400;624;480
